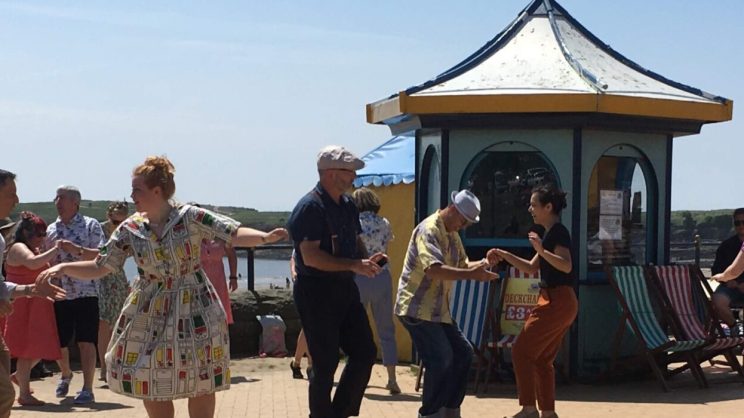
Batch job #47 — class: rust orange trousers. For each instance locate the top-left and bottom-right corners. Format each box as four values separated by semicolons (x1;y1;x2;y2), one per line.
512;285;578;411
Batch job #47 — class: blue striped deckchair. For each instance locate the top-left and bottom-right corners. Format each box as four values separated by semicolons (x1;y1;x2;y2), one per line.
414;279;494;392
607;266;708;391
650;265;744;381
451;279;492;349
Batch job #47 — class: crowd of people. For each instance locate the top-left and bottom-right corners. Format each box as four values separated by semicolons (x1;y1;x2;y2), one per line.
1;145;742;418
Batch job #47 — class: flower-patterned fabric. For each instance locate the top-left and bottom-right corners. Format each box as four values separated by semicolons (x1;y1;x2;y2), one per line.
47;213;105;300
358;211;393;256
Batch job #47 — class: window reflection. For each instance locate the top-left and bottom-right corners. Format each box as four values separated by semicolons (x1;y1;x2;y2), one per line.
587;148;651;271
463;145;558;240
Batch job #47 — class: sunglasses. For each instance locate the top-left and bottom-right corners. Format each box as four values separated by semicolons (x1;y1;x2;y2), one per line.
735;220;744;227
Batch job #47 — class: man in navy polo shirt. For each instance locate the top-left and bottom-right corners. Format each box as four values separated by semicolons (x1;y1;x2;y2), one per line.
288;145;384;418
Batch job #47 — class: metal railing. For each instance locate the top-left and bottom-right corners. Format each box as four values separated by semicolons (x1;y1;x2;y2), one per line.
233;244;293;291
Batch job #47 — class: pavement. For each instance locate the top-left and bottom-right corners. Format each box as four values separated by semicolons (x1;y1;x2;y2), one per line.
8;356;744;417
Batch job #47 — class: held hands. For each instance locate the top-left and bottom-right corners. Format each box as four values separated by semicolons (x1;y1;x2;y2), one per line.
471;259;499;282
528;232;544;254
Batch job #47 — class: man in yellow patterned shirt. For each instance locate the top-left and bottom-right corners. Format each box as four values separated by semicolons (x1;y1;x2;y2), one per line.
395;189;498;418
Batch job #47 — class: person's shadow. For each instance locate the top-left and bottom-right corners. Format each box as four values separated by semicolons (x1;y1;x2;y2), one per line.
12;401;134;413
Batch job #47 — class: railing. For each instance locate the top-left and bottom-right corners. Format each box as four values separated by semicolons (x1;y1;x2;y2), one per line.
669;234;720;269
234;244;293;291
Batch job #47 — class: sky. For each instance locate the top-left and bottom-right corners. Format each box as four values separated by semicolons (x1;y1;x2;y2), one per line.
1;0;741;211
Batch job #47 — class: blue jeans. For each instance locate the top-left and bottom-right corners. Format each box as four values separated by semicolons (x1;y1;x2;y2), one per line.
399;316;473;416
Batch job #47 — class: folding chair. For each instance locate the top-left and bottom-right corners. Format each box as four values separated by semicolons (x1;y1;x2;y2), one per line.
649;265;744;381
414;278;493;392
606;265;709;391
479;267;541;393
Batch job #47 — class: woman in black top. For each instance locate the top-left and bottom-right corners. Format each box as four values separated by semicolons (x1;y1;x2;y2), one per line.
488;184;578;418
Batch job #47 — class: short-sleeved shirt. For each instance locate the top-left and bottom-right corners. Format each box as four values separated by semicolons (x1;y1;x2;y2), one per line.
47;213;105;300
540;223;573;288
712;235;744;284
287;183;362;280
395;211;469;323
358;211;393;256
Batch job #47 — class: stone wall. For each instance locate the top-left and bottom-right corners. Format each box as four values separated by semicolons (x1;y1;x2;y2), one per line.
229;288;301;357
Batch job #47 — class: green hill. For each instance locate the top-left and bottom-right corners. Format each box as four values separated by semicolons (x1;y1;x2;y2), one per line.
12;201;290;230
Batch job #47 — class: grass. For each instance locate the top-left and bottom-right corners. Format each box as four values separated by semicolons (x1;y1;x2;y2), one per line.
12;201;290;230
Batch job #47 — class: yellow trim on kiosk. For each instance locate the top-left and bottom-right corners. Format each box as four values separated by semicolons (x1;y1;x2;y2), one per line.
366;92;733;124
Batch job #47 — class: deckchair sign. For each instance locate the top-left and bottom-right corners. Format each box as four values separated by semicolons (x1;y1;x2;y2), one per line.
500;276;541;335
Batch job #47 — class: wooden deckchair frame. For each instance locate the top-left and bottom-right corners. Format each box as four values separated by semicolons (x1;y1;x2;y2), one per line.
605;265;709;391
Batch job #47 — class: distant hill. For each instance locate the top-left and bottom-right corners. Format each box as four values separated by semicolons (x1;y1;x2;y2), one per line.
12;201;290;231
10;201;739;243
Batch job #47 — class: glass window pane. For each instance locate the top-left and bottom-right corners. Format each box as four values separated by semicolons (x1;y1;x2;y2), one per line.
463;147;558;240
587;153;649;271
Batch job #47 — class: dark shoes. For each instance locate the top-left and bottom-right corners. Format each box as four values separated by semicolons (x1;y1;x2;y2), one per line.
290;361;304;379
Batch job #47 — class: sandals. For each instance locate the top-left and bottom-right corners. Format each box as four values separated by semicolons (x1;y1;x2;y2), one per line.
17;394;45;406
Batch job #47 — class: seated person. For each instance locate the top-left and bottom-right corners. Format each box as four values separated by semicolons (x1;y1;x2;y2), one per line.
711;208;744;334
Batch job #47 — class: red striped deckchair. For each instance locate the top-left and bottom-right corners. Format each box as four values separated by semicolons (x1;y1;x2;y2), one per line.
607;266;708;391
478;267;541;392
649;265;744;380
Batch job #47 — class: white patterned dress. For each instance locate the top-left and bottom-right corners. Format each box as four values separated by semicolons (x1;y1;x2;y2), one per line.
95;205;239;401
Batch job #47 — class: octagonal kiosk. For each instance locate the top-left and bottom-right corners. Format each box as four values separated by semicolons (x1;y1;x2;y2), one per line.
366;0;732;377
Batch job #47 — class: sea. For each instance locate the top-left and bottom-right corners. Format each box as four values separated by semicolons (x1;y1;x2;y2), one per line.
123;256;292;289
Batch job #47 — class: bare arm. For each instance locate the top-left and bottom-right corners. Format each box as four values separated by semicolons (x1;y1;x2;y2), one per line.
538;244;572;274
6;242;59;270
299;240;380;278
58;240;100;261
35;260;112;286
426;260;499;282
491;249;540;274
232;227;288;248
712;251;744;282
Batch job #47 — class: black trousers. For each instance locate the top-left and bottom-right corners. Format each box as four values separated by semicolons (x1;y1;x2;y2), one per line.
294;275;377;418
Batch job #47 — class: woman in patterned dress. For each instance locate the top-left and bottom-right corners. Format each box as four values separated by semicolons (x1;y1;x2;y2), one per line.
36;156;288;418
97;201;130;381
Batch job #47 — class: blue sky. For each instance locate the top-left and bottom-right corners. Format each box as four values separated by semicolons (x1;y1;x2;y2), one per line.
1;0;741;211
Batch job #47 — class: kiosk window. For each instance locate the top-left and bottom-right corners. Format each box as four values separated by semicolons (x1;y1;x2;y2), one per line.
462;142;559;240
587;146;654;271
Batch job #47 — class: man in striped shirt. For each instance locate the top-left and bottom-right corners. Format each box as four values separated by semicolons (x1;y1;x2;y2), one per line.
395;189;498;418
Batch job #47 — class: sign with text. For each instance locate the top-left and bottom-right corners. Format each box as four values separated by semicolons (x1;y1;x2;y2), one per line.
500;275;541;336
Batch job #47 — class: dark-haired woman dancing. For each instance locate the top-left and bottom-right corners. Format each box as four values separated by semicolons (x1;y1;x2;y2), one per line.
488;185;577;418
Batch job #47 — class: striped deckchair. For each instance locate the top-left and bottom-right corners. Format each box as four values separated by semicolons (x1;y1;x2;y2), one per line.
649;265;744;380
607;266;709;391
414;278;495;392
479;267;541;392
